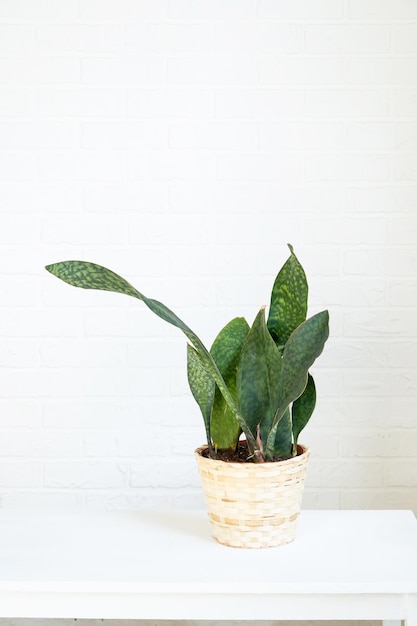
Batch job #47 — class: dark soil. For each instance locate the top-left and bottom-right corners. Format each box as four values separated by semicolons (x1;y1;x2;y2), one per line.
202;441;295;463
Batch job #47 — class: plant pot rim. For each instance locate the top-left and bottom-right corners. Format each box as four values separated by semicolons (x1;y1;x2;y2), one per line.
195;442;309;466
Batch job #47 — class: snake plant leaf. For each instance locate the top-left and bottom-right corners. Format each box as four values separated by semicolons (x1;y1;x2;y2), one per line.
265;309;329;458
210;317;249;451
280;310;328;404
292;373;316;452
45;260;257;453
45;261;202;348
237;307;282;452
267;244;308;350
187;344;216;455
273;407;293;458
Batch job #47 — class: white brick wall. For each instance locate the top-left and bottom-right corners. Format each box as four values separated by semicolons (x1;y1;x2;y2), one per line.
0;0;416;524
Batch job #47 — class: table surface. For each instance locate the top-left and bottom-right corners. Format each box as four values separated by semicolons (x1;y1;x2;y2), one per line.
0;508;416;595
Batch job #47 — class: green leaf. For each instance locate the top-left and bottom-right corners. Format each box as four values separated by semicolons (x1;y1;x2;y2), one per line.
46;260;257;452
267;244;308;350
281;311;328;404
237;307;282;451
292;373;316;451
265;310;329;458
210;317;249;451
45;261;202;349
187;344;215;455
273;407;292;457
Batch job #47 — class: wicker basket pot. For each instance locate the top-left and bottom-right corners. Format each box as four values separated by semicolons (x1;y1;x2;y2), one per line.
195;444;310;549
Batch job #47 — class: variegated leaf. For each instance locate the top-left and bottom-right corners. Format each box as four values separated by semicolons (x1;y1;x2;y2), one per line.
273;407;292;457
292;373;316;451
265;310;329;457
210;317;249;451
267;244;308;350
237;307;282;451
187;344;215;454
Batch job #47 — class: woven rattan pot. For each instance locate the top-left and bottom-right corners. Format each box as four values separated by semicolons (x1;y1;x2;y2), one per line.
195;443;310;549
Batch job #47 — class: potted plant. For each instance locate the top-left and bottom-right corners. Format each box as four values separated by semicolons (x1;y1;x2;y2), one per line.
46;244;329;548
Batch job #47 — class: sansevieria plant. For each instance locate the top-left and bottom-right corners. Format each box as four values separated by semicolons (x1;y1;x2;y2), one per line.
46;244;329;463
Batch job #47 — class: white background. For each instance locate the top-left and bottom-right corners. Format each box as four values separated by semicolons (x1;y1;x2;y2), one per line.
0;0;416;518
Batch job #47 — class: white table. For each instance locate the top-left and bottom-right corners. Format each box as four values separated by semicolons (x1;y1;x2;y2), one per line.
0;509;416;624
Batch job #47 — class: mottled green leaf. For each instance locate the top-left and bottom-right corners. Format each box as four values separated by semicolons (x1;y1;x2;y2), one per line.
187;344;215;455
292;373;316;451
273;407;292;457
265;310;329;458
237;307;282;450
210;317;249;451
280;311;328;404
267;244;308;350
45;261;202;348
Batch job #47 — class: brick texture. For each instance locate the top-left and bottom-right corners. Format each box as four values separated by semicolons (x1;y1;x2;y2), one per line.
0;0;415;536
